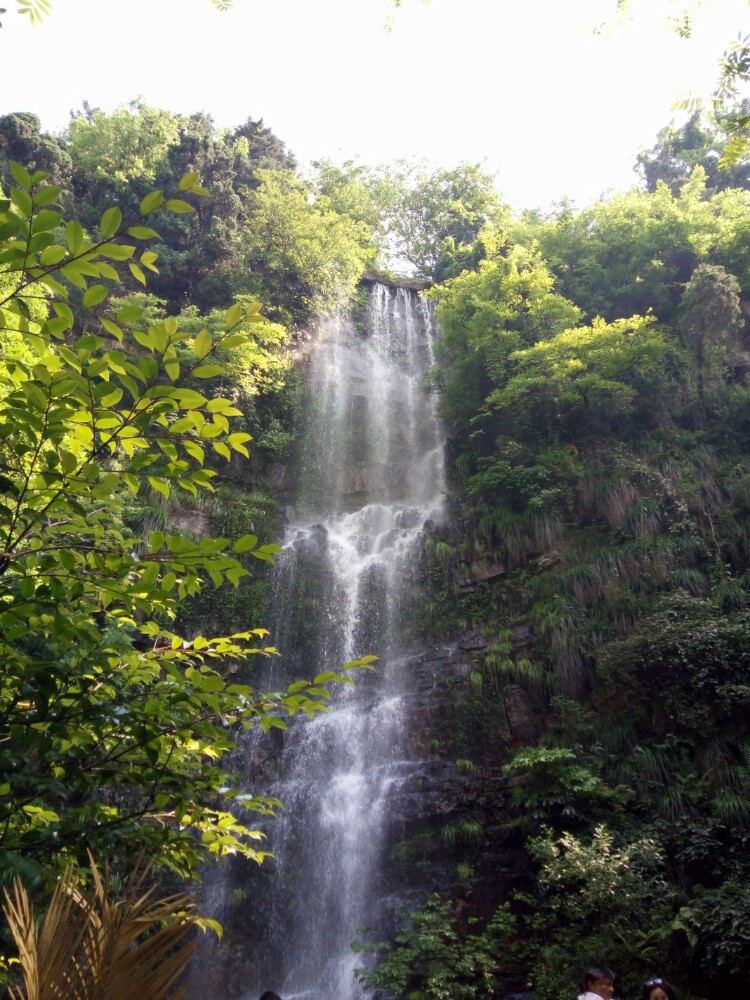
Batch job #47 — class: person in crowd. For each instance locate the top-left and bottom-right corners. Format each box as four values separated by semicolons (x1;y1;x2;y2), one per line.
578;965;616;1000
642;976;676;1000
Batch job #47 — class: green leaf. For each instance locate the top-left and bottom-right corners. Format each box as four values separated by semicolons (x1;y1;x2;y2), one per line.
225;302;243;328
39;245;67;266
192;364;226;378
127;226;160;239
169;416;196;434
96;261;120;281
61;263;88;290
101;318;123;341
100;206;123;239
82;284;108;308
10;161;32;190
123;472;139;494
10;187;33;218
99;243;135;261
148;531;165;554
59;449;78;474
140;250;159;273
165;198;194;214
34;185;61;207
179;171;200;191
129;262;147;286
32;209;62;233
148;476;170;498
140;190;164;215
66;219;84;254
194;329;212;360
184;441;205;464
233;535;258;553
116;305;144;323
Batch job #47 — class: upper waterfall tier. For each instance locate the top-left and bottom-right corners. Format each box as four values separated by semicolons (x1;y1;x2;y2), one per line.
295;283;445;516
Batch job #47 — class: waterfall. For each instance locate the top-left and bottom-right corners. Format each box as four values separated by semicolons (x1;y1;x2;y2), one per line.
204;283;446;1000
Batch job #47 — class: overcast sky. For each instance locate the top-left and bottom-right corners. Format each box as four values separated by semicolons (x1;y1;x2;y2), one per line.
1;0;748;210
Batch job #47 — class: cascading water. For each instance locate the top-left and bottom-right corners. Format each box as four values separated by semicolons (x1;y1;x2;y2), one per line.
203;283;446;1000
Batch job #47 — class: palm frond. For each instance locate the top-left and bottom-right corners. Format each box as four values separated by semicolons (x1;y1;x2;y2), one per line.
3;854;198;1000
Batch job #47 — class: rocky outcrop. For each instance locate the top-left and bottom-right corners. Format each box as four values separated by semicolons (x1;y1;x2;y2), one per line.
361;268;431;292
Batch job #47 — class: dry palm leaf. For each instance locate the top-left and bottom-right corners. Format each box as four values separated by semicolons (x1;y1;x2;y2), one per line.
2;853;198;1000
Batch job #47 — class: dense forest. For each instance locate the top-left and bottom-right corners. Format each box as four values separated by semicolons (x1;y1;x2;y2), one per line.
1;88;750;1000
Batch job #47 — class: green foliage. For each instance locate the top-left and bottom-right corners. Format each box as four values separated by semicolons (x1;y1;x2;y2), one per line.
353;895;516;1000
66;101;181;190
378;161;506;281
241;168;373;325
680;262;743;410
504;747;625;831
521;826;675;1000
0;113;71;191
513;171;750;323
433;241;582;447
637;107;750;194
488;315;678;440
419;122;750;997
0;162;376;883
2;103;297;317
442;816;483;850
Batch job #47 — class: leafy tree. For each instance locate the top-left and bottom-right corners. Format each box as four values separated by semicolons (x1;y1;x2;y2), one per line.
66;101;181;196
513;168;750;323
56;105;296;314
636;107;750;194
679;262;743;410
488;314;679;442
0;113;71;191
433;240;582;445
0;161;373;884
146;113;295;311
519;826;675;1000
240;168;373;325
312;158;388;267
379;161;505;281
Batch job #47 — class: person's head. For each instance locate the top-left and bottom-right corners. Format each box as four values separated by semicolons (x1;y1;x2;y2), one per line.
581;965;616;999
259;993;281;1000
642;976;676;1000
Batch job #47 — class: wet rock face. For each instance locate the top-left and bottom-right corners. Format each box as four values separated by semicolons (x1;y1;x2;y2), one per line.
505;684;544;745
370;642;530;916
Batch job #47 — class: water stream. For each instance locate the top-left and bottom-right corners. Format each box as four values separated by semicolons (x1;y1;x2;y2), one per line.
207;283;446;1000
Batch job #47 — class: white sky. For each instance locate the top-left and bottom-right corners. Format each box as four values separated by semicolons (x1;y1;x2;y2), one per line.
1;0;748;210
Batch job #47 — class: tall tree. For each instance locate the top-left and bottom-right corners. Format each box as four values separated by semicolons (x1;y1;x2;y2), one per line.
241;168;373;325
382;162;505;281
680;262;743;409
637;107;750;194
0;158;373;885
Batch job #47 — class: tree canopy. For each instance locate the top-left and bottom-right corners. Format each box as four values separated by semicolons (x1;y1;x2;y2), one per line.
0;156;374;887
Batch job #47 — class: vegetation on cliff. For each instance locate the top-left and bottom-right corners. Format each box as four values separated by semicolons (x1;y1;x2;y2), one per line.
356;121;750;1000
